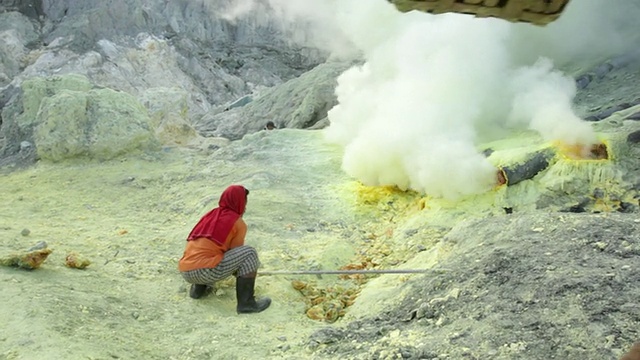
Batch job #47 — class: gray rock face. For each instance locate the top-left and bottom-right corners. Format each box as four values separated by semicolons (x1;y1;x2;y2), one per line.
38;0;325;78
0;0;331;166
40;0;322;53
0;0;44;19
313;212;640;359
198;60;354;140
0;12;40;87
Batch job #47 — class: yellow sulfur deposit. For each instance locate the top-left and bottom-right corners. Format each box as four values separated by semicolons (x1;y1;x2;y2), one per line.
554;140;610;161
0;248;53;270
65;252;91;269
292;280;360;323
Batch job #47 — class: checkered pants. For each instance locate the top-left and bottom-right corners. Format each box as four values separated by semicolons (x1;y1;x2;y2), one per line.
180;245;260;285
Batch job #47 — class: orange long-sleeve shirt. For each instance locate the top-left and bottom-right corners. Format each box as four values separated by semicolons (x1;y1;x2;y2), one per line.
178;218;247;272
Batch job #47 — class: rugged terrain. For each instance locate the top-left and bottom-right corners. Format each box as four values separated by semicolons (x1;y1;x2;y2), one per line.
1;1;640;360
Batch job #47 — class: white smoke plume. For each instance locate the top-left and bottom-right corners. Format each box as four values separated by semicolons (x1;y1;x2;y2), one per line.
507;58;596;146
219;0;256;22
323;0;599;199
326;4;513;198
509;0;640;66
221;0;639;199
217;0;354;56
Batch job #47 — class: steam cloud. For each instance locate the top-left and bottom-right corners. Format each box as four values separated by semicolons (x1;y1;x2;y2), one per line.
223;0;639;199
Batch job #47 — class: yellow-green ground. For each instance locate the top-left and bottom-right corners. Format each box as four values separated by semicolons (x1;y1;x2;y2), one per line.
1;127;637;359
0;130;376;359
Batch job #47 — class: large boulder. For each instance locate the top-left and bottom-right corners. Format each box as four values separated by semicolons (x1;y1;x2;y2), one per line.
0;74;157;162
0;0;44;19
18;73;92;130
0;12;40;86
197;60;354;140
34;87;156;161
140;87;197;146
32;90;88;160
83;88;156;160
0;74;92;157
0;12;40;44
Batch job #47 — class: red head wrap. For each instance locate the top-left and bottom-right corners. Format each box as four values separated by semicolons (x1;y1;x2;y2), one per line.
187;185;247;245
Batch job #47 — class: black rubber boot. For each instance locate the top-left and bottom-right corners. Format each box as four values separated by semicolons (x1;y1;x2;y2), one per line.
189;284;208;299
236;276;271;314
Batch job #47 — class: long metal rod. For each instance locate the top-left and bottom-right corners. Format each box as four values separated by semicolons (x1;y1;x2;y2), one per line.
258;269;442;276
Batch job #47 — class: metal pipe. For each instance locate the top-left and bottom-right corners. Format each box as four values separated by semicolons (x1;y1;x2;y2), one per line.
497;148;555;186
258;269;444;276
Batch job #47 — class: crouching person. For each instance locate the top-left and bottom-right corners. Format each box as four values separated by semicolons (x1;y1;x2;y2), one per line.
178;185;271;313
